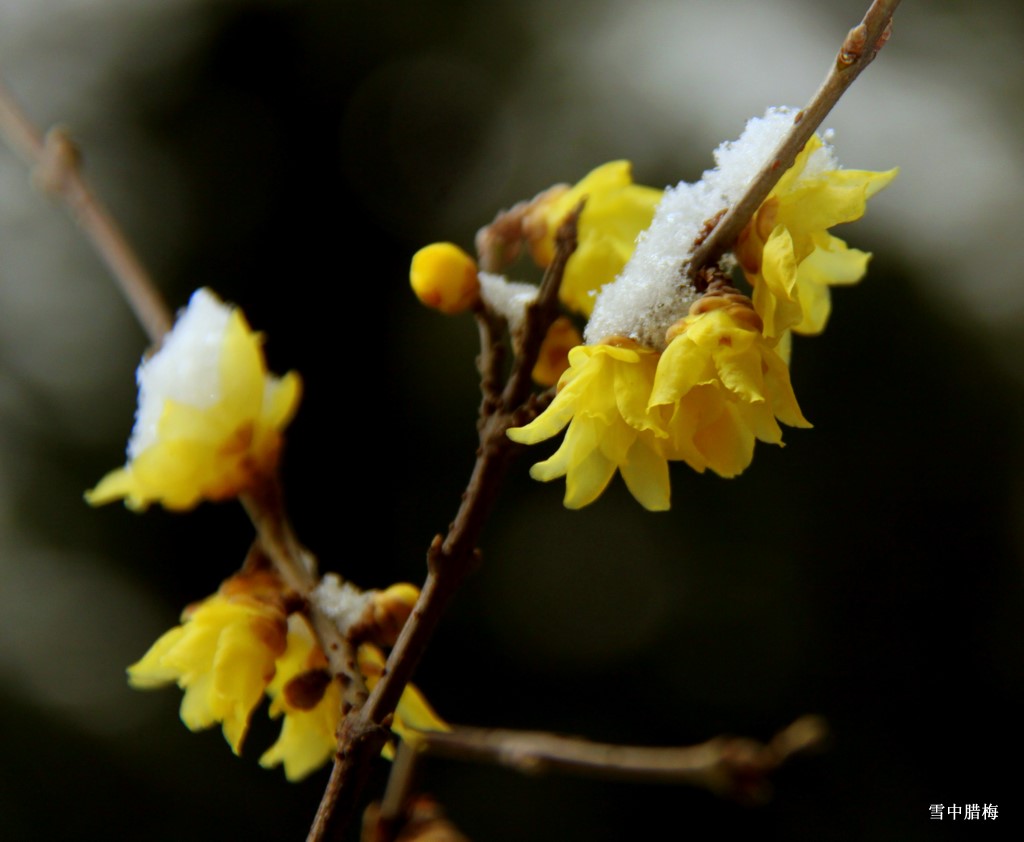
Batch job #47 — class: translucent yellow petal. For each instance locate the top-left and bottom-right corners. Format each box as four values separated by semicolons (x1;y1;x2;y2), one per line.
714;345;766;404
694;402;756;478
563;422;618;509
126;626;189;688
127;579;287;756
219;312;265;416
393;684;449;739
262;371;303;431
179;670;217;732
357;644;447;751
260;680;340;781
649;338;708;408
755;226;803;338
762;351;811;429
85;467;140;508
619;436;671;512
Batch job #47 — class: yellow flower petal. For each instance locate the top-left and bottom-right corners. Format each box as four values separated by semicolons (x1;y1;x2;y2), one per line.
261;597;446;780
509;342;671;510
524;161;661;317
260;615;339;781
650;299;809;479
736;135;896;338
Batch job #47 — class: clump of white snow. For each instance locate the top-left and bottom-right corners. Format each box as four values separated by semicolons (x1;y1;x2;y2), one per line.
585;106;825;349
312;574;374;636
128;288;231;458
479;271;539;333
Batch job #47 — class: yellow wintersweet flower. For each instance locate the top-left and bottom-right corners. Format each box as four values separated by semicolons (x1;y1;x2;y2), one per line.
259;614;342;781
524;161;661;317
508;341;672;511
650;287;810;478
410;242;481;314
87;288;301;511
735;135;897;338
261;605;447;780
128;570;288;754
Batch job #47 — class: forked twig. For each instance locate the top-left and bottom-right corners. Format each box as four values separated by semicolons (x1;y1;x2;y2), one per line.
305;206;585;842
369;715;827;839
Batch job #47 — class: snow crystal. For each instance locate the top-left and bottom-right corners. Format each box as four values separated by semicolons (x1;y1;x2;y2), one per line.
585;106;816;349
479;272;539;333
312;574;373;636
128;288;230;458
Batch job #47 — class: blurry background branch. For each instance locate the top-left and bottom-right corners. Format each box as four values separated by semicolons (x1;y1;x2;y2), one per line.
0;80;171;343
369;715;827;841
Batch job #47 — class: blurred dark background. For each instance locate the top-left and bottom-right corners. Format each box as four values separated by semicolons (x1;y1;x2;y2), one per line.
0;0;1021;839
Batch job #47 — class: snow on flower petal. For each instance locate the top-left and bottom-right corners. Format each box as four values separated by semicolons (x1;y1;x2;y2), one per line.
508;342;672;511
86;288;301;511
524;161;661;317
127;570;288;754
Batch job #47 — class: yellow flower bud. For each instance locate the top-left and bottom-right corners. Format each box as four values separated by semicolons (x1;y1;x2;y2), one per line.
410;242;480;314
532;317;582;387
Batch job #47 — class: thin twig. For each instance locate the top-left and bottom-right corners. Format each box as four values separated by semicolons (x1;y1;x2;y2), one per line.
0;79;172;343
306;210;584;842
375;740;422;837
686;0;900;278
242;480;369;709
409;716;827;803
502;202;583;409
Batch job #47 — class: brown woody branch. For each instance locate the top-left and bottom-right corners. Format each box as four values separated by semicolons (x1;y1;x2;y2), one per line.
686;0;900;278
408;716;826;803
367;715;827;839
0;80;172;344
0;71;371;750
306;207;584;841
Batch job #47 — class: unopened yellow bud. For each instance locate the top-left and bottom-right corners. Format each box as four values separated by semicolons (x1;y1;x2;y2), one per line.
410;242;480;314
532;317;582;387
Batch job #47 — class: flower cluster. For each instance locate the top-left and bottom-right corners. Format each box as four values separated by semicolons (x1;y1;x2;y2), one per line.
87;288;301;511
505;109;895;510
129;571;447;781
508;279;807;510
410;107;894;510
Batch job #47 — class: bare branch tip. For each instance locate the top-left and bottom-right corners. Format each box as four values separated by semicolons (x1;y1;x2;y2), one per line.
33;126;81;196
